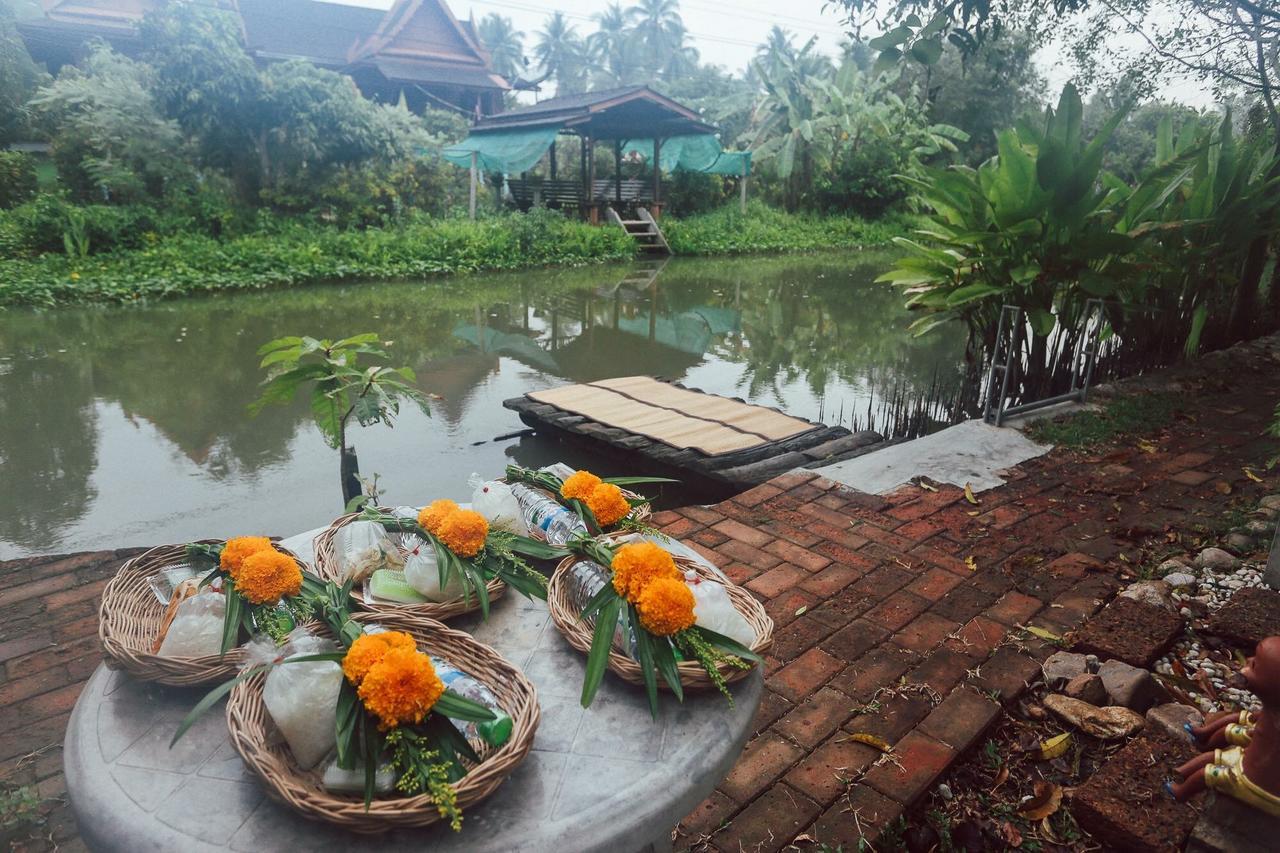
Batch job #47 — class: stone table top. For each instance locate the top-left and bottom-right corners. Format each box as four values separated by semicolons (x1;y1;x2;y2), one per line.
64;528;761;853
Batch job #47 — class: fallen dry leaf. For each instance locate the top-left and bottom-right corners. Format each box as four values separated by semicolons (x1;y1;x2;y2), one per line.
794;605;808;616
965;556;978;572
1214;481;1233;495
1244;467;1263;483
964;482;980;505
990;765;1010;793
1137;440;1157;454
1022;625;1063;643
1000;821;1023;848
1018;781;1063;820
838;732;893;752
1036;732;1072;760
918;480;938;492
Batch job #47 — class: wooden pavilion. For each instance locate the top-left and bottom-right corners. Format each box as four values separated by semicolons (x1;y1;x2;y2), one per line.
445;86;751;236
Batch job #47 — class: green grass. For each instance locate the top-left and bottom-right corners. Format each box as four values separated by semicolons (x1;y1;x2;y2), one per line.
1027;392;1181;449
664;201;914;256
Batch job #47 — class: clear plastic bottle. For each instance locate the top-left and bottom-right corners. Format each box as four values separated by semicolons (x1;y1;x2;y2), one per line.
565;560;637;658
433;661;513;746
509;483;587;545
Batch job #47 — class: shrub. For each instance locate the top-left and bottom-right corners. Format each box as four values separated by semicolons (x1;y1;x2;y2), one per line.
0;194;189;259
814;144;910;218
663;201;912;255
0;150;36;209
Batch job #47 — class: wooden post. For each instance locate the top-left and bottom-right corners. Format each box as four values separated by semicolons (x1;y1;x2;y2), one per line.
614;139;623;206
468;151;478;220
652;138;661;213
739;165;748;214
549;139;557;180
587;136;596;224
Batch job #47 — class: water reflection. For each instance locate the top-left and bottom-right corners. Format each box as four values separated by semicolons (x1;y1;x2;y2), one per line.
0;252;963;557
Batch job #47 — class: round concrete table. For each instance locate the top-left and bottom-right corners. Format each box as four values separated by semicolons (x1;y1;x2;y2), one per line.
64;529;761;853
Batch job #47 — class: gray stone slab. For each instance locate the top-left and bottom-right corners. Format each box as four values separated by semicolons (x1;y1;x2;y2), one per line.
66;525;762;853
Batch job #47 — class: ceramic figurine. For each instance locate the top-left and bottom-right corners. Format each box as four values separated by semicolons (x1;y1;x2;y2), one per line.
1169;635;1280;816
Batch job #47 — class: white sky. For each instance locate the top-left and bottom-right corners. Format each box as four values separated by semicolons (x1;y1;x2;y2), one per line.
332;0;1218;107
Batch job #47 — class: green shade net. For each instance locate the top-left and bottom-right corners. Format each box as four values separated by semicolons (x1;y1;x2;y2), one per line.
622;134;751;176
443;127;558;175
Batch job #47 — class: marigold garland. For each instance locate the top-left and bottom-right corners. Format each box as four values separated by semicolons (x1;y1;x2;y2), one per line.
235;549;303;605
418;499;460;535
636;576;697;636
220;536;272;581
610;541;679;601
437;509;489;558
357;646;445;729
342;630;417;685
559;470;602;502
586;482;631;527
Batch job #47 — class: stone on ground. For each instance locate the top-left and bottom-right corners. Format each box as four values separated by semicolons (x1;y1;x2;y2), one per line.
1162;571;1197;588
1063;673;1108;705
1118;579;1177;611
1072;597;1184;668
1041;651;1089;690
1204;586;1280;649
1187;790;1280;853
1195;547;1241;572
1070;731;1199;852
1222;532;1254;554
1042;694;1145;740
1097;659;1171;713
1145;703;1203;741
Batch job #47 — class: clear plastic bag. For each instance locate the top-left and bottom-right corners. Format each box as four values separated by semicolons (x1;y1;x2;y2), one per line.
686;571;756;648
540;462;577;481
333;520;403;583
402;543;465;601
260;633;342;770
469;474;529;536
157;590;225;658
321;759;396;793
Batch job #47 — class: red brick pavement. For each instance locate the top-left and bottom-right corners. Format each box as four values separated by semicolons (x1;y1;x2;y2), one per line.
3;337;1279;851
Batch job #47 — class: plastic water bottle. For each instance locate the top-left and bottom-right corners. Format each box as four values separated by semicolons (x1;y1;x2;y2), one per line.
565;560;637;658
510;483;587;545
434;662;513;746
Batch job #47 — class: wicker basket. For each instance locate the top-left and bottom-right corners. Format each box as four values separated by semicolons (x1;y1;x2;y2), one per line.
225;610;539;833
98;540;301;686
312;513;506;621
501;480;652;541
547;545;773;692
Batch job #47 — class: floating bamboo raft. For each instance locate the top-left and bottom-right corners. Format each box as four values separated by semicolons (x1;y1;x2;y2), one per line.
504;376;885;490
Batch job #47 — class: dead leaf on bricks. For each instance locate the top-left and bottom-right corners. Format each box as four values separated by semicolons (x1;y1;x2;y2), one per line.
1040;816;1063;844
838;732;893;753
1000;821;1023;848
1244;467;1264;483
964;483;980;505
1036;732;1072;760
965;556;978;572
1022;625;1064;644
1017;782;1063;820
918;480;939;492
794;605;808;616
1214;481;1233;495
1137;440;1157;454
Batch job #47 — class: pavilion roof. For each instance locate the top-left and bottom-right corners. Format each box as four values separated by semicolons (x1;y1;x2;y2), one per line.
470;86;716;140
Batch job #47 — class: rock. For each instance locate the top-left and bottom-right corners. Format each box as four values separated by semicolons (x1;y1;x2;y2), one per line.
1043;694;1145;739
1119;579;1177;611
1163;571;1197;588
1222;532;1254;554
1158;558;1190;575
1042;651;1089;689
1064;673;1109;705
1204;587;1280;649
1098;659;1171;713
1187;790;1280;853
1072;732;1199;852
1145;703;1203;741
1259;494;1280;511
1245;519;1274;536
1195;547;1240;572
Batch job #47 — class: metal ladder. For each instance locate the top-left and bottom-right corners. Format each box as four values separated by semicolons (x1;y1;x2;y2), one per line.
983;299;1106;426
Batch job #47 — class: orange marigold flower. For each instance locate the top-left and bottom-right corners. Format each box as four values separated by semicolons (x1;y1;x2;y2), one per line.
610;541;678;601
636;577;697;636
342;630;417;685
235;549;302;605
437;509;489;558
560;470;603;502
220;536;273;581
586;482;631;527
418;499;460;535
357;647;444;729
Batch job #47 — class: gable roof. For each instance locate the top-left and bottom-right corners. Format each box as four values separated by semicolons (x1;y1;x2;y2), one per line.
472;86;716;138
348;0;487;66
238;0;384;67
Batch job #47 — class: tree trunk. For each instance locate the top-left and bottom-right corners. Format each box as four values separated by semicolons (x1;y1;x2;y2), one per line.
1266;241;1280;329
1228;235;1269;344
340;446;361;507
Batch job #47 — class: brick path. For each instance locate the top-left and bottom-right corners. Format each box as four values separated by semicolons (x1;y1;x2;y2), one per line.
2;336;1278;852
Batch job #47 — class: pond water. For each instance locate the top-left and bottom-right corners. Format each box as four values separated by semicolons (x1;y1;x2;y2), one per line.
0;251;964;558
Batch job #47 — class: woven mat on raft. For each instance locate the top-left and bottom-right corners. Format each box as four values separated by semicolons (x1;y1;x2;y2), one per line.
527;376;818;456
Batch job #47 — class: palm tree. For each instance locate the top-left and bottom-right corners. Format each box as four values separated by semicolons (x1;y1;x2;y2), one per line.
588;2;639;87
534;12;588;95
477;14;527;84
627;0;685;79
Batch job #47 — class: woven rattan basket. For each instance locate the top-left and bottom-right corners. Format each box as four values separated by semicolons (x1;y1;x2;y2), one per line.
547;545;773;691
98;540;301;686
501;480;653;542
312;513;505;621
225;610;539;833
